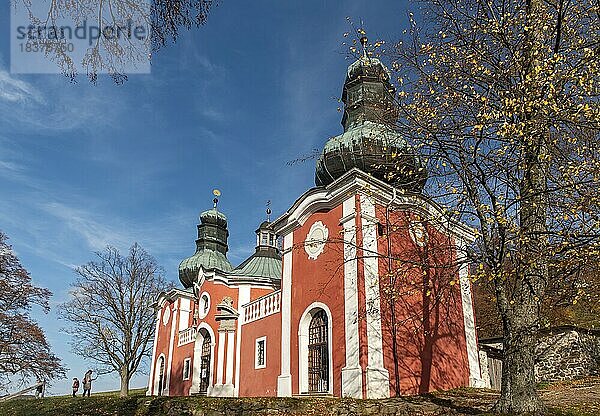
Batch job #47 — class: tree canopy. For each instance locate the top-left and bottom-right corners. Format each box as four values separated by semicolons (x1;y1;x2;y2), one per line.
0;231;65;390
377;0;600;413
15;0;217;83
60;243;171;396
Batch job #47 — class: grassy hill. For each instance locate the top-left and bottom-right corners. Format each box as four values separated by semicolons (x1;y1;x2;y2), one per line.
0;379;598;416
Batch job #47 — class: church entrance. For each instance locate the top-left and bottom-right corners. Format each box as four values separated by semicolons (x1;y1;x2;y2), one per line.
199;331;212;394
308;309;329;393
156;356;165;395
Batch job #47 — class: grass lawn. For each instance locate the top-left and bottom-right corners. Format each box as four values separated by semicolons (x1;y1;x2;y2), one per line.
0;379;598;416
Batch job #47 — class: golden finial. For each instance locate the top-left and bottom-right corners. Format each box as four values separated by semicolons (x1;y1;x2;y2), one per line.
213;189;221;208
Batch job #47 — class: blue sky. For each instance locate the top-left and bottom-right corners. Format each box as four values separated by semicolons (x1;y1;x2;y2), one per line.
0;0;413;395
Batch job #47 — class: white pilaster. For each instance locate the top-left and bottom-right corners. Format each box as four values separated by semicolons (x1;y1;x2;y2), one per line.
277;232;294;397
234;285;251;397
360;194;390;399
458;239;485;387
478;350;491;388
225;331;235;385
341;196;363;398
146;310;161;396
216;330;225;385
164;299;179;395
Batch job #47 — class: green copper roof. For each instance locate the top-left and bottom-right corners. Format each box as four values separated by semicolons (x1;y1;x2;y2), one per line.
229;248;281;280
179;249;232;277
322;121;407;152
346;56;391;79
315;53;427;191
200;208;227;222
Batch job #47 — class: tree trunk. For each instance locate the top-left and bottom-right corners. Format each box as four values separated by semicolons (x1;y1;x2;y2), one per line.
496;130;549;414
119;367;130;397
495;301;545;414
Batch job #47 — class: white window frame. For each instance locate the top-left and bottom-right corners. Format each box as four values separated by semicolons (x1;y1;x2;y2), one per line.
182;357;191;380
298;302;334;395
198;292;211;319
255;336;267;369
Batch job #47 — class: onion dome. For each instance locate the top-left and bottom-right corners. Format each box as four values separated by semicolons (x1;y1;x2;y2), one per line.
230;218;281;282
315;36;427;191
178;205;233;288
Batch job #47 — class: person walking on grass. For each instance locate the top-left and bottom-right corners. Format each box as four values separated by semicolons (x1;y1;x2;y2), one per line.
72;377;80;397
82;370;96;397
35;379;45;398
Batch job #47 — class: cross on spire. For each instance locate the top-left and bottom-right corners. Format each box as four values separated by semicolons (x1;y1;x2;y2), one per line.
360;34;368;60
266;200;272;222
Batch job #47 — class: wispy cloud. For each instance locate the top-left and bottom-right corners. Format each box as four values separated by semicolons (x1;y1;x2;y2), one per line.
40;202;134;251
0;69;44;104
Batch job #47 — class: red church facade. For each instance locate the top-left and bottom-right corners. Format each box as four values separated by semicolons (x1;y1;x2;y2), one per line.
147;50;484;399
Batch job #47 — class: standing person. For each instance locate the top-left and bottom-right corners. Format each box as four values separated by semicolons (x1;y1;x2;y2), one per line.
72;377;80;397
35;379;44;398
82;370;96;397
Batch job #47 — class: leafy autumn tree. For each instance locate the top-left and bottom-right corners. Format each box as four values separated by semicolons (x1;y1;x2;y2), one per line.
474;258;600;337
386;0;600;413
14;0;216;83
59;243;170;397
0;231;65;390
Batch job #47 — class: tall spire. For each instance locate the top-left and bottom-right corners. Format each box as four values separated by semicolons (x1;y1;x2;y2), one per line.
178;190;232;288
314;29;427;191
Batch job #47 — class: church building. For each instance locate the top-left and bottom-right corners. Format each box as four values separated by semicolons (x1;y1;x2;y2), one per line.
146;43;484;399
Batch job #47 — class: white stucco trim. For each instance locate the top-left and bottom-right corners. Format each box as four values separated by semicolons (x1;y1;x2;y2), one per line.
234;285;251;397
359;194;390;399
277;232;293;397
298;302;334;395
198;292;211;319
225;331;235;385
164;299;179;395
146;310;161;395
457;239;485;387
304;220;329;260
216;330;225;385
272;169;476;244
190;323;216;395
341;196;363;398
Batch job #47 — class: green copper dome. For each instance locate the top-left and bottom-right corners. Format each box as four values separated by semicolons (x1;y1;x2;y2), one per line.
199;208;227;225
178;207;232;288
315;53;427;191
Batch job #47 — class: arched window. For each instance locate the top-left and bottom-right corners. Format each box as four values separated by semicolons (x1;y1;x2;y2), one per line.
299;303;333;394
191;324;215;396
308;310;329;393
156;355;165;396
199;330;212;395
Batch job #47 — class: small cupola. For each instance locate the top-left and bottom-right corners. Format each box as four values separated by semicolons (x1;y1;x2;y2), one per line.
255;206;279;252
228;205;282;283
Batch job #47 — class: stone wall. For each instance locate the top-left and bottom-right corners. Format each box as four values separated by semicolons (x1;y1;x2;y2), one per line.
534;329;600;382
478;327;600;388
